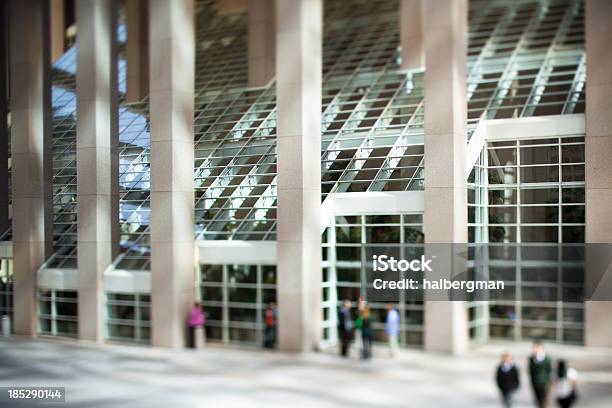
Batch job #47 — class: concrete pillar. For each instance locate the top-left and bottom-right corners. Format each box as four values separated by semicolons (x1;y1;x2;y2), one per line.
248;0;275;87
50;0;66;62
275;0;322;352
585;0;612;348
149;0;195;348
76;0;119;342
125;0;149;103
9;0;53;336
217;0;247;14
423;0;469;354
0;0;8;237
400;0;425;71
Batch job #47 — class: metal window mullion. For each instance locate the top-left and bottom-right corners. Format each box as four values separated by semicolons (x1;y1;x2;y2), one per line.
51;290;58;336
369;92;424;192
484;6;544;120
562;53;586;114
515;141;522;341
222;264;229;344
255;265;263;346
328;220;339;345
135;294;142;343
521;3;577;117
327;72;388;193
399;215;406;346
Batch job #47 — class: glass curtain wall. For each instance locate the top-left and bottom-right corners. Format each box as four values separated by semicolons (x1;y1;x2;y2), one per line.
199;264;276;345
468;152;490;342
486;135;585;344
322;214;425;348
106;293;151;344
0;258;13;331
38;289;78;338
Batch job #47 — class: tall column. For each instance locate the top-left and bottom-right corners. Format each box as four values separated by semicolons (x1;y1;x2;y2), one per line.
76;0;119;342
126;0;149;103
217;0;247;14
149;0;195;348
585;0;612;348
9;0;53;336
51;0;66;62
400;0;424;71
423;0;469;354
0;0;8;237
276;0;322;352
248;0;275;87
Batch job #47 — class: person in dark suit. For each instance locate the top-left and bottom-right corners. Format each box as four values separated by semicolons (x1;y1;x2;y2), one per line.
496;352;520;407
338;300;353;357
529;340;553;408
360;306;373;359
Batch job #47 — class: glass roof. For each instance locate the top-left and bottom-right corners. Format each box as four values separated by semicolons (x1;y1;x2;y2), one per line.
1;0;585;271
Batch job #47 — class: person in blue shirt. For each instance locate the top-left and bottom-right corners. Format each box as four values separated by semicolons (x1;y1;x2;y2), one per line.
386;303;400;357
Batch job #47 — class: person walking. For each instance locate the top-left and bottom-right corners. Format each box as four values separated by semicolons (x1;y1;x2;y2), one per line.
554;360;578;408
495;352;520;407
529;340;553;408
187;302;205;348
354;297;365;356
385;303;400;357
361;306;373;359
338;300;353;357
263;302;277;349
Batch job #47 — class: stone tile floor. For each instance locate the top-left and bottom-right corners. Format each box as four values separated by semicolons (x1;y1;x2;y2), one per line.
1;337;611;407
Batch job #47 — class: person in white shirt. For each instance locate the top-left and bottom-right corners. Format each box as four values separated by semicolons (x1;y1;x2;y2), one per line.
385;303;400;357
554;360;578;408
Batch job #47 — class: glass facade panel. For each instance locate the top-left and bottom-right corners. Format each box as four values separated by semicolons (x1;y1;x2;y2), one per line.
199;264;276;346
0;259;13;332
482;136;585;345
321;213;424;348
106;293;151;344
0;0;588;349
38;289;78;338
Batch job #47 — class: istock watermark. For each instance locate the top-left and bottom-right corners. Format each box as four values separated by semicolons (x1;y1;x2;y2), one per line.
362;243;612;302
372;254;434;272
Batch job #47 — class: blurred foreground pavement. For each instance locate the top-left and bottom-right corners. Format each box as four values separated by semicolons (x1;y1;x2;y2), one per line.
1;337;611;407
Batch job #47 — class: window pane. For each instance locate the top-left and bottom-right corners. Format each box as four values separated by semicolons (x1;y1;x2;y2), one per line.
489;188;517;205
521;226;558;242
520;145;558;165
521;188;558;204
488;148;517;166
489;207;516;224
521;206;558;223
561;144;584;163
336;226;361;243
365;226;400;243
201;265;223;282
562;164;584;182
520;166;558;183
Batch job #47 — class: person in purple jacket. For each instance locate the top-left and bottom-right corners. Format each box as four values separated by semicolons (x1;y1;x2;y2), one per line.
187;302;205;348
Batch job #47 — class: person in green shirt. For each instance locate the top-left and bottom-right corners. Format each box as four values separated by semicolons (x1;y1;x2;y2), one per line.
529;340;552;408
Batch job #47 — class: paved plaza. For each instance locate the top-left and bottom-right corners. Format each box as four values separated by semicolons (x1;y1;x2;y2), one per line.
1;338;611;407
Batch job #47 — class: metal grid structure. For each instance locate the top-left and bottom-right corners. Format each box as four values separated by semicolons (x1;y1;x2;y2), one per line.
198;264;277;345
37;289;79;338
0;0;586;271
467;0;585;131
106;293;151;344
321;214;425;347
484;135;585;344
0;258;13;328
467;151;490;342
